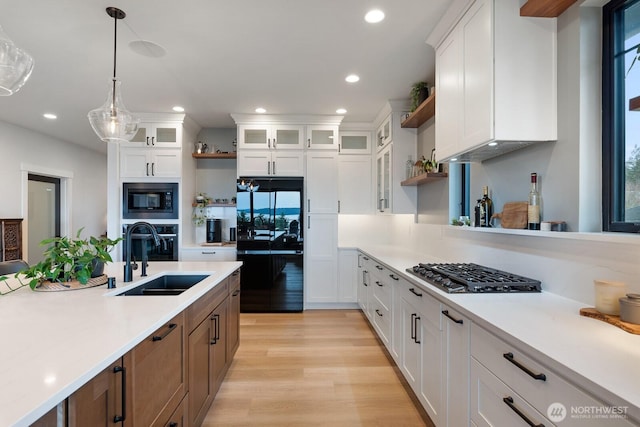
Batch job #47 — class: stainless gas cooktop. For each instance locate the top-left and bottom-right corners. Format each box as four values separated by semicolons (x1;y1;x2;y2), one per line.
406;263;542;294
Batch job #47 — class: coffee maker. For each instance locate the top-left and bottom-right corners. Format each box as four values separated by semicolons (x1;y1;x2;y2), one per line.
206;218;222;243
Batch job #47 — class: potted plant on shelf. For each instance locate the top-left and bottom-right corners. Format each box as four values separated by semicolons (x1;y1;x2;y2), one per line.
410;81;430;112
20;228;122;289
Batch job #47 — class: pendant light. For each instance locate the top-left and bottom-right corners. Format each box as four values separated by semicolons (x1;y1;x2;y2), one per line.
88;7;139;143
0;25;34;96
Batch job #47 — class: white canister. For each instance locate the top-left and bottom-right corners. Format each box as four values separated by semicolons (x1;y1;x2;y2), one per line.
594;279;627;315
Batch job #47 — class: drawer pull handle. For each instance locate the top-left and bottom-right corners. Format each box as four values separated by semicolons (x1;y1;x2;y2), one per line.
409;287;423;297
389;274;399;281
503;396;545;427
375;265;384;271
413;314;421;344
169;423;178;427
503;352;547;381
375;309;383;317
442;310;463;324
232;289;240;297
113;365;127;422
201;251;216;254
152;323;177;342
376;281;383;287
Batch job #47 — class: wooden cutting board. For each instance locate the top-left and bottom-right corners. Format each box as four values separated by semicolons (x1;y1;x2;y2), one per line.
491;201;528;229
579;307;640;335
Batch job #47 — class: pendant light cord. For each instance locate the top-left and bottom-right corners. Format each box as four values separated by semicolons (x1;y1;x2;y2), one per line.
111;11;118;113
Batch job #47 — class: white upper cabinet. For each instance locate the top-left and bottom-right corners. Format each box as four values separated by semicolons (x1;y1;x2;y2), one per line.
237;124;305;150
236;150;304;176
339;130;371;155
376;114;392;152
306;125;339;150
128;123;181;148
432;0;557;162
306;152;339;214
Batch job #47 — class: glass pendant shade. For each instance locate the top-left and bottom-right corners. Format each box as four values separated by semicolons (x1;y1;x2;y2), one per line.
0;25;34;96
88;79;139;143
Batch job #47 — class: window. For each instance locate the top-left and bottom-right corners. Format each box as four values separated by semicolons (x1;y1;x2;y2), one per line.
603;0;640;232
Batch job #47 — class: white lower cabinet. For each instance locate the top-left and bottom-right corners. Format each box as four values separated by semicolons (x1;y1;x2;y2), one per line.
305;214;338;304
355;254;636;427
442;305;470;427
337;248;358;303
470;323;636;427
357;253;372;320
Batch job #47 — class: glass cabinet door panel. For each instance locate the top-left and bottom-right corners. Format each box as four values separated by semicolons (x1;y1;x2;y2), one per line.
275;129;300;146
155;126;177;143
245;129;268;145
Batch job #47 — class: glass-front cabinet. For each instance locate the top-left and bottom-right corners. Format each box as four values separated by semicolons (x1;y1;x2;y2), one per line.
129;123;181;148
376;114;392;151
376;144;392;213
238;124;304;149
306;125;339;150
339;131;371;154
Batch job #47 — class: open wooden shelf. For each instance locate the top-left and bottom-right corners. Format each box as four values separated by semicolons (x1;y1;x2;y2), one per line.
400;172;447;186
192;152;237;159
630;96;640;111
401;93;435;129
520;0;578;17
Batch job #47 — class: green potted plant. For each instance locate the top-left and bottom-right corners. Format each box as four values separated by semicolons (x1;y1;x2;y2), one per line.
410;81;430;112
20;228;122;289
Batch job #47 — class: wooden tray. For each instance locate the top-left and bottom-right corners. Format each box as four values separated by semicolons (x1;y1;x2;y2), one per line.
579;307;640;335
34;274;108;292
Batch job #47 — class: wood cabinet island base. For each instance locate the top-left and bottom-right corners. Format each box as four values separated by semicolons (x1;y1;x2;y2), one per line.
25;262;241;427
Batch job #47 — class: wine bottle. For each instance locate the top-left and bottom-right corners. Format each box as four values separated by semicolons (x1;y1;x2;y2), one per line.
474;199;482;227
528;173;541;230
479;186;493;227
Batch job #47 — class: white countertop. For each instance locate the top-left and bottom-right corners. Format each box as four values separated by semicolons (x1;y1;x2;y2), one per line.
357;244;640;423
0;261;241;427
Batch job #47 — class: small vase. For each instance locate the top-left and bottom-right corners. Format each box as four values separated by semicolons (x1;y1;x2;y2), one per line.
91;259;105;277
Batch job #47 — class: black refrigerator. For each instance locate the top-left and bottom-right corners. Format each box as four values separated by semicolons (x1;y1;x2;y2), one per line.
236;177;304;312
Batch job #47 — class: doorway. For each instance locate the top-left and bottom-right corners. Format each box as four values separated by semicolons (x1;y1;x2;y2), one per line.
28;174;60;264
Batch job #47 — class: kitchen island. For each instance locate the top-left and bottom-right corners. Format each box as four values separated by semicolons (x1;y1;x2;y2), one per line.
354;244;640;426
0;260;241;427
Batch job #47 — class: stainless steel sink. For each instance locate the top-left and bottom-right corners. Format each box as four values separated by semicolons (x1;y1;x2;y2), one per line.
117;274;209;296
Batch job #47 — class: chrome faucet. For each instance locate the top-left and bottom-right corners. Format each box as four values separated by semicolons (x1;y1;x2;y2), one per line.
123;222;162;282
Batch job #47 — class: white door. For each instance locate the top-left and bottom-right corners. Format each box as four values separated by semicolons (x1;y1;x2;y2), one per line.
305;214;338;304
306;152;338;214
27;175;60;264
338;155;372;214
272;151;304;176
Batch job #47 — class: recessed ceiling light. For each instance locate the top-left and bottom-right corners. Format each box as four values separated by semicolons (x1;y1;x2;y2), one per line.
336;108;347;114
172;106;185;112
450;158;458;162
488;142;498;147
43;113;57;120
365;9;385;23
345;74;360;83
255;107;266;114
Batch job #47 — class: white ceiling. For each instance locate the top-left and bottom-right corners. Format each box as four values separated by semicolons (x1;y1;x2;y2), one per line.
0;0;450;153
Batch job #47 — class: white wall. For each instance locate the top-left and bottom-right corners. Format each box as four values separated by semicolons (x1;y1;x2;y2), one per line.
0;120;108;255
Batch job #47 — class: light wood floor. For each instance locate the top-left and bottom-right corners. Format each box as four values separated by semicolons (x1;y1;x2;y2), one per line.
202;310;433;427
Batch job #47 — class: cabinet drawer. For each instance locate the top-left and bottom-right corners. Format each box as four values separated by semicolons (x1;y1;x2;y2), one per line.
187;279;229;333
470;358;551;427
397;279;440;329
371;295;391;345
371;272;391;310
471;324;636;426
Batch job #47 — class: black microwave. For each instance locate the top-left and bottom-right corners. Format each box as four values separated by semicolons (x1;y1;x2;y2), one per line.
123;182;178;219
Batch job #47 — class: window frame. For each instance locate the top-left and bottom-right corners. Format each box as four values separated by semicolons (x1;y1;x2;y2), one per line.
603;0;640;232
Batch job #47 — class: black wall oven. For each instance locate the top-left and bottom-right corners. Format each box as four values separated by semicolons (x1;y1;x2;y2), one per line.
123;182;178;219
122;224;179;261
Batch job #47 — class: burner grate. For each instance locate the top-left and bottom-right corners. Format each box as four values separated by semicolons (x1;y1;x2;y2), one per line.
408;263;541;293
